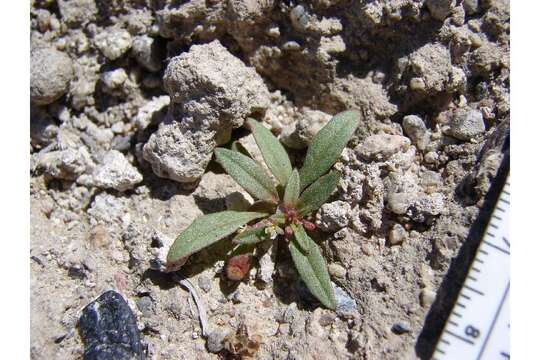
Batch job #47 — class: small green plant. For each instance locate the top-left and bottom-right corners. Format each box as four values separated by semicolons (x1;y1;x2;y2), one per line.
167;110;359;309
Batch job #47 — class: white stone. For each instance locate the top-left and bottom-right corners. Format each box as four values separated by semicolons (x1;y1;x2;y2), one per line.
93;150;142;191
94;28;133;60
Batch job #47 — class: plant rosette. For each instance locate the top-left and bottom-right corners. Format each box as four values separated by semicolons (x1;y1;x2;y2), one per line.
167;111;359;309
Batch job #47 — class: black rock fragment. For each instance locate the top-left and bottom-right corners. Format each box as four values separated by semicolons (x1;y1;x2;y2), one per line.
79;290;144;360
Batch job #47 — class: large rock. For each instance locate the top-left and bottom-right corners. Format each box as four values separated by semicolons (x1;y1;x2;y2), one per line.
31;47;74;105
144;40;270;183
79;290;143;360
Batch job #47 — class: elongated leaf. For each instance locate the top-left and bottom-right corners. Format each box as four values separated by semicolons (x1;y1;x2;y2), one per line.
247;118;292;185
299;110;359;189
215;148;278;202
167;211;266;264
249;200;277;214
288;234;336;309
233;226;268;245
291;223;310;254
297;171;340;216
231;141;251;157
283;169;300;207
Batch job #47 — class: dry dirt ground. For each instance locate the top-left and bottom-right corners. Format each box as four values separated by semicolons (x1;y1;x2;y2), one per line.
30;0;509;359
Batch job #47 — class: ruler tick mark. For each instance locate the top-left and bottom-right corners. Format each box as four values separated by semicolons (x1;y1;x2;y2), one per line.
463;284;485;296
448;319;459;327
471;266;481;273
444;329;475;345
474;257;485;264
499;198;510;205
452;311;463;318
484;240;510;255
492;214;502;221
496;206;506;213
434;348;446;355
488;223;499;229
440;338;451;345
478;248;488;255
468;275;478;282
456;302;466;309
486;232;495;238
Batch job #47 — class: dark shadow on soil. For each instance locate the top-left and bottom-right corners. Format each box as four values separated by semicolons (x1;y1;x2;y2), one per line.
415;148;509;359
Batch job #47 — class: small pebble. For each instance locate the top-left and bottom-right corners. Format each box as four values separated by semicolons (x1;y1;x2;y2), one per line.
334;283;357;318
409;77;426;91
282;41;301;51
402;115;430;150
420;288;437;308
389;224;408;245
136;296;154;317
198;276;212;293
206;330;226;353
448;109;485;141
392;321;411;334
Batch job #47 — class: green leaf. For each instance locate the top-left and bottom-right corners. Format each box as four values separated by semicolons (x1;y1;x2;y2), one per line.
231;141;251;157
233;226;268;245
283;169;300;207
167;211;266;264
297;171;340;216
288;233;336;309
249;200;277;214
215;148;278;203
290;223;310;254
247;118;292;186
299;110;359;189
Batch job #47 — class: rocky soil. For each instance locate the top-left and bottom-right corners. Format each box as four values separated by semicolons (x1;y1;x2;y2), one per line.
30;0;509;359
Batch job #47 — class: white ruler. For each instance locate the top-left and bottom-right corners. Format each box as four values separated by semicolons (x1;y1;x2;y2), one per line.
433;177;510;360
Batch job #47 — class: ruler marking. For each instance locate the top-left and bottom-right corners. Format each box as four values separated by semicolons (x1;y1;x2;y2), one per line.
476;282;510;360
463;284;485;296
444;329;475;345
433;173;509;360
434;347;446;355
483;240;510;255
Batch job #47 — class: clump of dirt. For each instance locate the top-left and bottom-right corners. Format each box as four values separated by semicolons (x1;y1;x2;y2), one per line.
30;0;509;359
